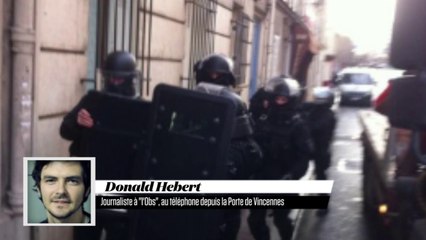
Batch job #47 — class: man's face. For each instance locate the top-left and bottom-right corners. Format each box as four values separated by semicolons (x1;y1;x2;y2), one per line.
274;96;288;106
39;162;88;222
208;71;222;80
108;77;125;86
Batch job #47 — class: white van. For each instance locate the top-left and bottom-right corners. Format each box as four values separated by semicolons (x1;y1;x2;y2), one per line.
336;67;376;106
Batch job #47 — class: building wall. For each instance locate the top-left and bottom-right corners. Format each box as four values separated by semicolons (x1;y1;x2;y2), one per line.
240;18;253;101
0;1;325;239
214;3;232;56
0;0;9;214
33;0;89;157
0;0;32;238
0;0;10;237
31;0;268;165
305;0;335;101
13;1;324;159
259;1;273;85
32;1;90;238
237;0;256;101
141;0;185;99
214;0;257;102
273;9;288;77
253;1;268;88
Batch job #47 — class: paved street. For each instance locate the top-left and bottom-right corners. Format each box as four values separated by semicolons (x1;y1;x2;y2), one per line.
295;106;382;240
236;106;372;240
233;105;393;240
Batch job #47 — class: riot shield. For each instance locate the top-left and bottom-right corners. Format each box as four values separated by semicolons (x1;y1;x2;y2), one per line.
71;91;151;240
138;84;236;240
79;90;151;180
143;83;235;180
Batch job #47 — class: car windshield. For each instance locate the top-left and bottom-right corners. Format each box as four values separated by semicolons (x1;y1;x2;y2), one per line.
341;73;373;85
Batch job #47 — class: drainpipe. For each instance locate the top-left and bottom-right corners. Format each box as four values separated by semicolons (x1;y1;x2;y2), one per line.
8;0;35;221
265;0;277;81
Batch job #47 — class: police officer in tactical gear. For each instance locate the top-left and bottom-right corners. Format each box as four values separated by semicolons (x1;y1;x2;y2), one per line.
194;53;262;179
60;51;139;156
102;51;139;97
302;87;336;216
194;53;237;87
248;75;313;240
196;82;262;180
249;87;269;123
59;51;141;240
302;87;336;180
303;87;336;180
194;54;263;240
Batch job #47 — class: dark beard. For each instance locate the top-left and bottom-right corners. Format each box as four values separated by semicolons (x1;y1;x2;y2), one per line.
46;206;82;221
41;194;85;222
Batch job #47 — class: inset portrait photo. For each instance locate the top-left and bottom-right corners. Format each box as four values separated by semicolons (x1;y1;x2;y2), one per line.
23;157;96;226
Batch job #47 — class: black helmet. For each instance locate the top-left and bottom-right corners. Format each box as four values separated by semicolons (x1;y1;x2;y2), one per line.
195;82;253;138
194;54;237;87
102;51;138;97
313;86;334;108
264;75;301;99
264;76;301;122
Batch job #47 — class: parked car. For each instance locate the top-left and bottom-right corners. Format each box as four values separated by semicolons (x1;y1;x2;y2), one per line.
336;68;376;106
